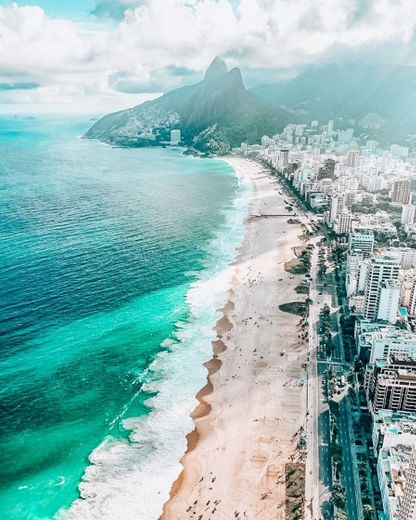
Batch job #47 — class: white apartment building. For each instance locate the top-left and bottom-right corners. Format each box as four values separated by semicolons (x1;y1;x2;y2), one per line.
346;253;369;297
328;194;344;224
377;280;400;324
367;328;416;364
398;269;416;309
409;280;416;317
398;446;416;519
377;437;416;520
387;248;416;270
170;129;181;145
401;204;416;226
344;190;356;208
363;254;401;321
348;229;375;255
334;211;352;234
372;410;416;454
378;445;411;519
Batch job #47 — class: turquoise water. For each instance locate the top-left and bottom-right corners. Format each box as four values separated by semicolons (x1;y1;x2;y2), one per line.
0;116;246;519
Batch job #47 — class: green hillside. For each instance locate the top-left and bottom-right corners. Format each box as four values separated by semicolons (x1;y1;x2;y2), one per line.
85;57;288;154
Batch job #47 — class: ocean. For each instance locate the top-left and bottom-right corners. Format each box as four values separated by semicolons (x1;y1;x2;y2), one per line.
0;116;249;519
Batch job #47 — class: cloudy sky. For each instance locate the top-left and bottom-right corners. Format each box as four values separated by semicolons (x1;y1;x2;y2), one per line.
0;0;415;114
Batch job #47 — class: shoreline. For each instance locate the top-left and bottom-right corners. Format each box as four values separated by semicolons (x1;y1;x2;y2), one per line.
61;152;251;520
161;156;309;519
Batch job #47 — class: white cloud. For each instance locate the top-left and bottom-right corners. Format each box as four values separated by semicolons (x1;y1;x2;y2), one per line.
0;0;415;112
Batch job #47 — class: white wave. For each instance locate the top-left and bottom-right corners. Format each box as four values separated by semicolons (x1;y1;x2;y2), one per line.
58;160;251;520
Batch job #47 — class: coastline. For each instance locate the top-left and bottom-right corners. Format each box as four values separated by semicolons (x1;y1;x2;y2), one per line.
161;156;308;519
61;151;251;520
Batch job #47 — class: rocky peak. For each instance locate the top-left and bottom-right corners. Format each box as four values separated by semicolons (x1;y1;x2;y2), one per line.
203;56;228;83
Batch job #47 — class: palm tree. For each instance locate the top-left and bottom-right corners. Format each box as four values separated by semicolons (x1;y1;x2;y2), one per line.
363;504;373;519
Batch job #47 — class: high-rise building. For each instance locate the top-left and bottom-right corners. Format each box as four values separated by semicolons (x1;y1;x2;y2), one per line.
346;253;369;296
170;129;181;145
345;178;359;191
365;356;416;413
367;175;385;193
398;446;416;520
400;269;416;308
279;149;289;170
409;281;416;316
343;190;356;209
318;158;336;179
348;229;374;255
261;135;273;146
391;144;409;160
334;212;352;234
366;140;378;154
402;204;416;225
346;150;360;168
363;254;400;321
295;125;304;136
365;327;416;364
328;194;344;224
387;248;416;270
391;180;411;204
377;280;400;323
381;152;393;172
374;417;416;520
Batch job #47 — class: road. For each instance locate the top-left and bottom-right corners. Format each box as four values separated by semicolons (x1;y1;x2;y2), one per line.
327;267;363;520
338;398;361;520
271;170;363;520
304;241;320;520
318;364;333;520
294;214;334;520
304;235;362;520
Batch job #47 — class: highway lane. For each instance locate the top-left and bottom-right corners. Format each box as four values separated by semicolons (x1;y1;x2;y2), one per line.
329;271;363;520
339;398;361;520
268;168;363;519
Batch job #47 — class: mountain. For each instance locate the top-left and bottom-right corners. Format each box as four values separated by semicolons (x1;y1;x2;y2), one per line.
85;57;288;154
251;63;416;145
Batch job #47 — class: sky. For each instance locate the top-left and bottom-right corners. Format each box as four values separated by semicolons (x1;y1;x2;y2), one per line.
0;0;415;114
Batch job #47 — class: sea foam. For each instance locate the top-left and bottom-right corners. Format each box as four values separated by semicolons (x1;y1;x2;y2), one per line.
59;161;250;520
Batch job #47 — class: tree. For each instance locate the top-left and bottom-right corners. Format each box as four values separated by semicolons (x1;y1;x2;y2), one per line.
318;263;327;279
332;483;346;508
363;504;373;519
329;399;340;418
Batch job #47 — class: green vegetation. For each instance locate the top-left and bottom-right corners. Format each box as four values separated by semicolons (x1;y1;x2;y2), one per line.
319;304;334;357
318;246;327;280
285;462;305;520
351;203;376;215
295;283;309;294
285;245;313;274
332;482;346;509
279;301;309;316
363;504;373;520
335;509;348;520
86;57;288;154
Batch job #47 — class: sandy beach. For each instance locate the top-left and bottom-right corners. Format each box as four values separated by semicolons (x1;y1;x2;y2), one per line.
161;156;308;520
